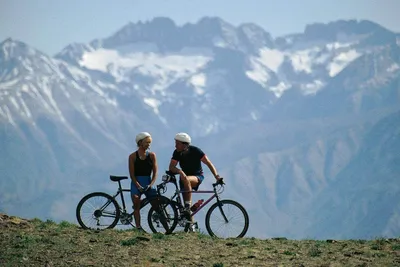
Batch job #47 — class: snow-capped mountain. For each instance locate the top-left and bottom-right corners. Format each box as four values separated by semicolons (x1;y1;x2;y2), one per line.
1;17;399;239
0;38;163;154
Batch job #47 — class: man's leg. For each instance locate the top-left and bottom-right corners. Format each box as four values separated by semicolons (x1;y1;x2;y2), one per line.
181;175;200;223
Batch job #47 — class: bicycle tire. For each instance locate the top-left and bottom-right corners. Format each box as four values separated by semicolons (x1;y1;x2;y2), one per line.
147;196;179;234
205;199;249;238
76;192;120;230
137;198;153;232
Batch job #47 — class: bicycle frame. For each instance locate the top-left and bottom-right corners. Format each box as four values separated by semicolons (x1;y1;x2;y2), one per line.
158;172;224;217
173;189;218;217
109;179;132;213
109;178;154;215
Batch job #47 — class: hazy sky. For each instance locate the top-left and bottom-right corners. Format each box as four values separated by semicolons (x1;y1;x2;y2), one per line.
1;0;399;55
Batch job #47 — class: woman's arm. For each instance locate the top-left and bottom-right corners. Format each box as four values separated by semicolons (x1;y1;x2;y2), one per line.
128;153;141;188
150;152;158;187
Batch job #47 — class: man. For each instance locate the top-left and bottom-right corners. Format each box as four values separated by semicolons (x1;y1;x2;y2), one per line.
168;132;222;231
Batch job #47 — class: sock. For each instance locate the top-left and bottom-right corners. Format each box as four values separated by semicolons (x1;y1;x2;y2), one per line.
184;201;191;209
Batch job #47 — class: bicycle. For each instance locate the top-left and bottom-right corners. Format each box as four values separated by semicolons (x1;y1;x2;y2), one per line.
76;175;175;232
147;171;249;238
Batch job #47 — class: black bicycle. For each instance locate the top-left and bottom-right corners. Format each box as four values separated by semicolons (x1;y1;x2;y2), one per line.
147;171;249;238
76;175;175;232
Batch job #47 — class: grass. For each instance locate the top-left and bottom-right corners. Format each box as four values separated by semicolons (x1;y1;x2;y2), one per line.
1;213;400;266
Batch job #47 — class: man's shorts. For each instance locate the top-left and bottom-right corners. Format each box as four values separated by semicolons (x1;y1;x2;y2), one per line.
131;176;157;198
179;174;204;191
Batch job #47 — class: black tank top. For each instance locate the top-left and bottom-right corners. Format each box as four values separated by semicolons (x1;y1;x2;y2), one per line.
134;151;153;176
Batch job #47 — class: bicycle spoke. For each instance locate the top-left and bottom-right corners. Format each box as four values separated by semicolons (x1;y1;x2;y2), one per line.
206;200;249;238
147;197;178;234
76;192;120;230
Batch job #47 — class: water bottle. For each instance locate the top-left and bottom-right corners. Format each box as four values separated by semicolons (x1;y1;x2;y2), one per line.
190;199;204;212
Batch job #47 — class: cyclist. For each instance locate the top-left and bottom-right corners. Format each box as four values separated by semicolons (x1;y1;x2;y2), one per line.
128;132;159;232
168;132;222;231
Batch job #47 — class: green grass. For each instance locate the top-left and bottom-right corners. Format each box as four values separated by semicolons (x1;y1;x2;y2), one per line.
0;213;399;266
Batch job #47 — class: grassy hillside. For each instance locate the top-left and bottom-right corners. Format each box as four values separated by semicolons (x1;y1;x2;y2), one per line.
1;213;399;266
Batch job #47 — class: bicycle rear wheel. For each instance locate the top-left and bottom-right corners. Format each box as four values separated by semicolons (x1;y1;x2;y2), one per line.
205;199;249;238
147;196;179;234
76;192;120;230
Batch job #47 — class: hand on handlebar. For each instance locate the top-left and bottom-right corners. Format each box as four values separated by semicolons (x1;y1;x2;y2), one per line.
213;177;225;187
138;185;150;192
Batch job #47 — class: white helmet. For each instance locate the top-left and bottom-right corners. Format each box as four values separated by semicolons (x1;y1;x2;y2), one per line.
135;132;151;144
174;132;191;144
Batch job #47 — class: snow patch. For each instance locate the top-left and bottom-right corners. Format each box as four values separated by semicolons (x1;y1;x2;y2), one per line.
290;49;318;73
2;105;16;126
246;58;270;86
257;48;285;73
326;42;353;51
213;37;227;48
190;73;206;95
387;63;399;72
300;80;324;95
20;98;32;118
0;79;19;89
328;49;361;77
250;111;259;120
246;48;284;87
269;82;291;98
21;84;29;93
143;97;161;114
80;49;211;83
79;104;93;120
10;96;20;110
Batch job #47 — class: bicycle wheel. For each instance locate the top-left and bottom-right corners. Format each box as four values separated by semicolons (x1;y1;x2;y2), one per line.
205;199;249;238
147;196;179;233
76;192;120;230
138;198;152;233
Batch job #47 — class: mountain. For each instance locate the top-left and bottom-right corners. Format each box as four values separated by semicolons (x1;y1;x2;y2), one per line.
304;110;400;239
1;17;399;239
0;37;167;218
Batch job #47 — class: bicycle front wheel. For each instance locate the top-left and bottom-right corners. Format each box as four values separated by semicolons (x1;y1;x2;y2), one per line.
76;192;120;230
147;196;179;234
205;199;249;238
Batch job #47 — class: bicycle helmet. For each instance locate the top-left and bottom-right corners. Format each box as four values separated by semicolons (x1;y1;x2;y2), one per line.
174;132;191;144
135;132;151;144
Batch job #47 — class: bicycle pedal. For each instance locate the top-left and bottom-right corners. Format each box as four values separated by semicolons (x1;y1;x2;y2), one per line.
184;222;198;233
182;209;191;220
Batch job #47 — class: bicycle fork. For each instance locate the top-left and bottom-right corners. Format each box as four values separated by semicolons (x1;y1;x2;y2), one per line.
216;200;229;223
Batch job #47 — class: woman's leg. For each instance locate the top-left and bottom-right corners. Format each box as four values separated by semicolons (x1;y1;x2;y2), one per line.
131;181;142;228
132;194;141;228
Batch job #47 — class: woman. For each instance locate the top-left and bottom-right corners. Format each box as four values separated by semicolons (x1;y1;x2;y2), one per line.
128;132;158;232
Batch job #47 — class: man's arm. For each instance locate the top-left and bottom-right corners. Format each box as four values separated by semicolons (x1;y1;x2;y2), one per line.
201;155;221;180
169;159;183;175
169;159;185;177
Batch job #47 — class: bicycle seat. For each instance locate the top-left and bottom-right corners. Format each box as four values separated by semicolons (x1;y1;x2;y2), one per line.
110;175;128;182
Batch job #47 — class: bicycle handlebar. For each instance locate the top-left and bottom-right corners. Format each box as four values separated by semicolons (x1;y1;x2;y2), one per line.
157;171;225;195
212;178;225;187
